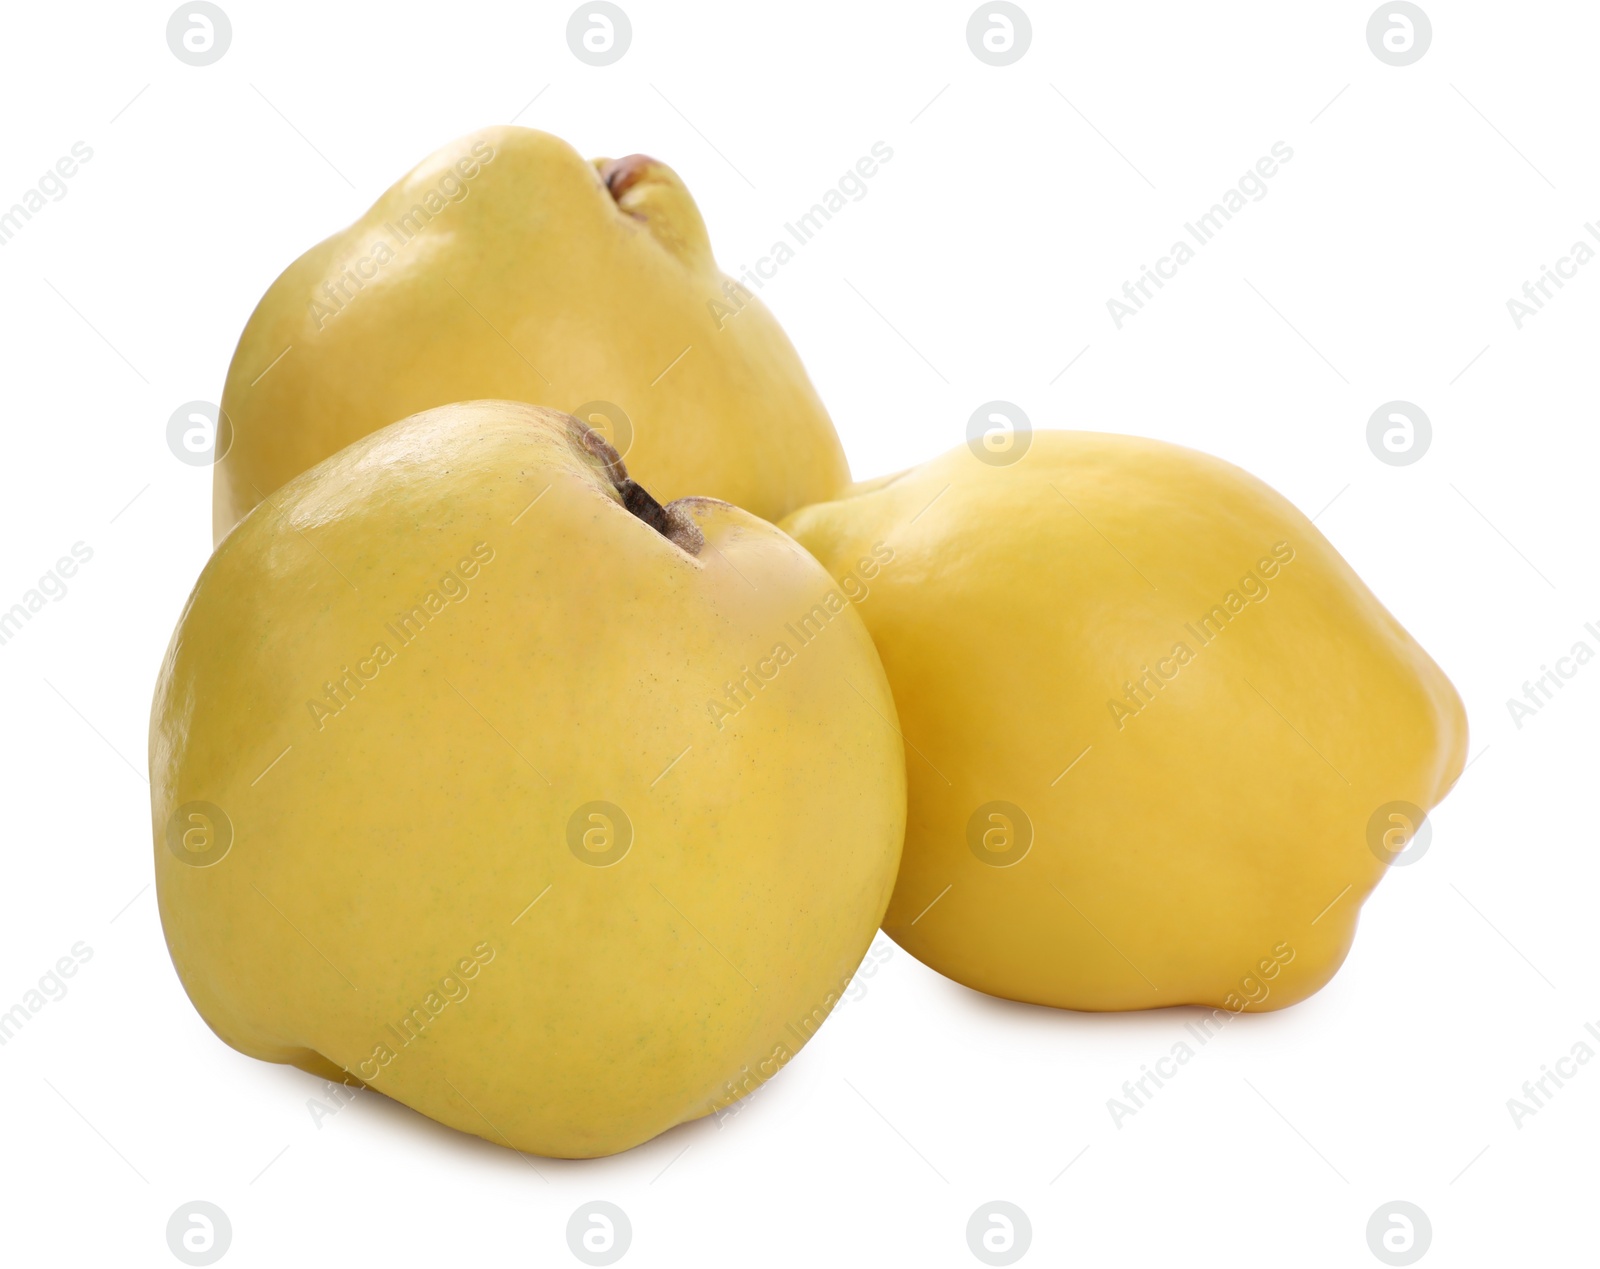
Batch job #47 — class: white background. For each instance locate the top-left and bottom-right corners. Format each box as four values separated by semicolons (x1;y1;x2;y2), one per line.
1;1;1594;1265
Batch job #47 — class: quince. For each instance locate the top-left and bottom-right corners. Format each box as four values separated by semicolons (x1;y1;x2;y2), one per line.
213;128;849;542
783;432;1466;1011
154;400;904;1156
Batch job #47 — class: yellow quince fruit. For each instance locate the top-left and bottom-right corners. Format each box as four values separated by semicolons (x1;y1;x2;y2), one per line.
212;127;849;543
153;400;904;1157
783;432;1466;1012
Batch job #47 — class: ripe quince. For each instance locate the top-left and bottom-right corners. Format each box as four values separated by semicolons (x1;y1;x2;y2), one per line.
783;432;1466;1011
154;400;904;1156
213;128;849;542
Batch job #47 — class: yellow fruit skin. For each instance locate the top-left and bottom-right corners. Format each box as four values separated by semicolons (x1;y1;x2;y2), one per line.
212;127;849;544
783;432;1467;1013
155;401;904;1158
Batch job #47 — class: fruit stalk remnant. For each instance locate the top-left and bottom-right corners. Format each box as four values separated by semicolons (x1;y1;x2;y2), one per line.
575;419;704;555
